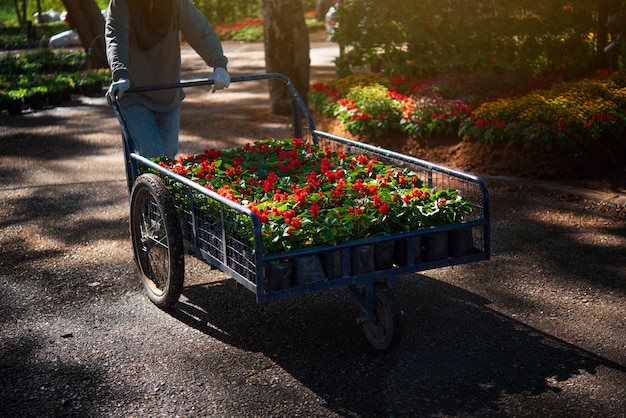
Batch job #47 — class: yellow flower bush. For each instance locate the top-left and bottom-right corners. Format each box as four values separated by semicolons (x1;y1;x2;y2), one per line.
459;73;626;151
329;74;393;97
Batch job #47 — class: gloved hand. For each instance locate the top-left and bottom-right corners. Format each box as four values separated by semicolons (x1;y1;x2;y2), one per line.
106;78;130;103
210;67;230;93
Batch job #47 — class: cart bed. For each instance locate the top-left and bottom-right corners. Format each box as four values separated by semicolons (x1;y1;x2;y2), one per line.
126;74;489;304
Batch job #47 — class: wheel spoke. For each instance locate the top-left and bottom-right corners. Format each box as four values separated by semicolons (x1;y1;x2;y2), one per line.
135;192;171;292
146;245;169;291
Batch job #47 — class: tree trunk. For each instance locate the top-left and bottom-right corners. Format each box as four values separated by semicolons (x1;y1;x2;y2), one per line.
36;0;42;24
13;0;25;26
61;0;107;69
596;0;624;70
262;0;310;116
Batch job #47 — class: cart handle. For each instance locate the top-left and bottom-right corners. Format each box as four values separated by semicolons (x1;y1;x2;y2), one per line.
126;73;292;94
123;72;315;141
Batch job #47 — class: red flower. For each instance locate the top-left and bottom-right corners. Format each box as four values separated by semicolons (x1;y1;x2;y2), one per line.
249;204;269;223
306;171;322;188
273;190;290;202
225;166;238;177
172;164;188;176
351;178;366;194
373;194;383;207
311;82;328;92
310;201;320;218
289;217;302;229
204;148;221;159
293;185;310;207
217;185;237;202
151;138;473;254
263;172;279;192
331;178;347;198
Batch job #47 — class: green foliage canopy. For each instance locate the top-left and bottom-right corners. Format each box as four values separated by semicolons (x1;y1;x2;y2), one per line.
333;0;599;77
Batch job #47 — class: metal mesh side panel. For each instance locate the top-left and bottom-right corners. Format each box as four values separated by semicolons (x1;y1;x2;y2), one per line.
179;189;257;284
314;132;488;252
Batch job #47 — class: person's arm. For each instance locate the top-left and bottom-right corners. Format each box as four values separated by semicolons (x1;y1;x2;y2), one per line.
177;0;228;70
105;0;131;82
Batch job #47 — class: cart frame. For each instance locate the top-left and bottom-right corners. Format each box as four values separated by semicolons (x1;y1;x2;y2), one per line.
112;73;490;350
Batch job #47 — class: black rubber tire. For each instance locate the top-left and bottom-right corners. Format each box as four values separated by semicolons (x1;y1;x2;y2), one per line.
362;283;402;351
130;173;184;309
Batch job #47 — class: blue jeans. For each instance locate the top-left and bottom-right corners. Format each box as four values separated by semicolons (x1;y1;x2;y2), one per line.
122;103;180;158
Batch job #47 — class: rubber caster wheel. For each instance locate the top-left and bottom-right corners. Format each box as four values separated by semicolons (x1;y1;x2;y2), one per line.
362;283;402;351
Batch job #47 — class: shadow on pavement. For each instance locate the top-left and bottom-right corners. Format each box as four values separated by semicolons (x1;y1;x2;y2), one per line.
171;272;623;416
488;190;626;295
0;333;131;417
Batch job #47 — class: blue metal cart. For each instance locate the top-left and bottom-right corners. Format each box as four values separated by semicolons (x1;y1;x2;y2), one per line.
111;73;490;350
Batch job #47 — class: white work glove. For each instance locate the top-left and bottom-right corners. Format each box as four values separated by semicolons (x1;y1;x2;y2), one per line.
106;78;130;103
210;67;230;93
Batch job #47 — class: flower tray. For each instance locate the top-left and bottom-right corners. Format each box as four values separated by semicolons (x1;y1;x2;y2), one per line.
156;138;474;253
135;130;489;301
149;136;488;294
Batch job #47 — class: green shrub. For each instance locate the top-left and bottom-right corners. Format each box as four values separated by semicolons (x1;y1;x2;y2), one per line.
333;1;598;78
310;75;470;140
1;49;86;76
0;51;107;106
7;88;28;100
400;95;472;138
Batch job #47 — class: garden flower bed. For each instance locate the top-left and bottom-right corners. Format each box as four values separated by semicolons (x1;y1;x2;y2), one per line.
151;138;473;256
310;71;626;152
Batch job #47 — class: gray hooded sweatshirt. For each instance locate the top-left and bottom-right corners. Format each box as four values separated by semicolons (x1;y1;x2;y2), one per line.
105;0;228;112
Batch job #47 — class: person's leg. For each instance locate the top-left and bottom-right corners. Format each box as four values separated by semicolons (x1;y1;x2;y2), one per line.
155;105;181;159
121;103;165;158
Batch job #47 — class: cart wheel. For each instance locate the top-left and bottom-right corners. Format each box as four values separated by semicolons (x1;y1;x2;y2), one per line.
362;283;402;351
130;173;184;309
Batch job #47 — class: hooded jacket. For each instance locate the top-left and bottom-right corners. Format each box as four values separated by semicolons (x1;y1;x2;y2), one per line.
105;0;228;111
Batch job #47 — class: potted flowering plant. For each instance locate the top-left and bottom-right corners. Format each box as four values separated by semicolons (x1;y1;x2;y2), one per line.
75;69;110;97
7;88;28;114
27;85;48;110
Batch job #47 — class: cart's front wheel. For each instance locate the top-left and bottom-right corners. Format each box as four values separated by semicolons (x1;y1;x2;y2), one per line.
130;174;184;309
362;283;402;351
